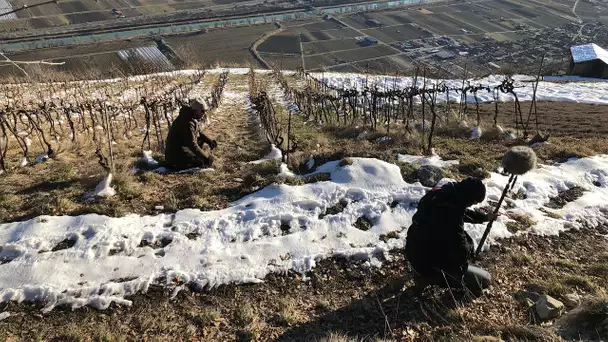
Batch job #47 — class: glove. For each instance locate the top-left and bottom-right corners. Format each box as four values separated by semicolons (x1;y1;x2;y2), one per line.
487;212;500;221
209;140;217;150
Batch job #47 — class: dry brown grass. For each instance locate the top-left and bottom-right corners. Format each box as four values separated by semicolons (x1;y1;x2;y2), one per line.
3;100;608;223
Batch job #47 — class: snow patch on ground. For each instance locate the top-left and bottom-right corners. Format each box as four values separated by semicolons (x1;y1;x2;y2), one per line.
0;154;608;311
306;155;315;170
1;155;607;312
249;145;283;164
279;163;296;178
93;173;116;198
0;312;9;321
314;72;608;105
141;150;159;168
397;150;459;168
471;126;482;140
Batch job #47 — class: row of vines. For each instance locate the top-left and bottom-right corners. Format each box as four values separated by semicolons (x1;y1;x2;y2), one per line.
0;70;229;173
267;66;544;155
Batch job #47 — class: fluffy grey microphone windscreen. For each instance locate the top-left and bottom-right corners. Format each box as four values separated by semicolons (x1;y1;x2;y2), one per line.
502;146;537;175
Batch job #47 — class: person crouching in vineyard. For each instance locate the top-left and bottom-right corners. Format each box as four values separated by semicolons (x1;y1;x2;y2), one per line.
405;178;497;297
165;99;217;170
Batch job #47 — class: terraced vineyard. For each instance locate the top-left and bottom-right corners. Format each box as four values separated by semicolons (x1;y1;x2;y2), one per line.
1;68;608;341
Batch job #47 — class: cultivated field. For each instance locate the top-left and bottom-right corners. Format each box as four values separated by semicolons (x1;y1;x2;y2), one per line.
0;0;293;34
3;0;600;77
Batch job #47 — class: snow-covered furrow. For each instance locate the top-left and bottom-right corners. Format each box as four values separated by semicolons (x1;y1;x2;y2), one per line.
1;154;607;312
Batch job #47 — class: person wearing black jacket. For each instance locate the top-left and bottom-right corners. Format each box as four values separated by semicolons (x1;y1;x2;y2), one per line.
405;177;495;297
165;99;217;171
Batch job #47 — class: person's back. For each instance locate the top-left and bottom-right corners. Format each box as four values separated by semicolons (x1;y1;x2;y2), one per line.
165;100;216;171
406;178;493;296
165;107;193;166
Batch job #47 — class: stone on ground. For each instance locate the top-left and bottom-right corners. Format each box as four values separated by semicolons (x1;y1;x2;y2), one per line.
515;290;541;303
416;164;444;187
562;293;581;309
536;294;564;320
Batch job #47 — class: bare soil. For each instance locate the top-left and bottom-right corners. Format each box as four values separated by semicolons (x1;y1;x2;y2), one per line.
477;101;608;138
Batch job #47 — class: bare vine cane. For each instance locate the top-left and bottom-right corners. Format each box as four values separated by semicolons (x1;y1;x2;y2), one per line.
474;146;537;259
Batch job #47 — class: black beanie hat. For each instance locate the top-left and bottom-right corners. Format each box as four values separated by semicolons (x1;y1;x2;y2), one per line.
457;177;486;204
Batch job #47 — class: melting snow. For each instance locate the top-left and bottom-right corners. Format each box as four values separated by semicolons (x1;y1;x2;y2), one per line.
279;163;296;178
249;145;283;164
306;155;315;170
93;173;116;198
471;126;483;140
1;156;607;311
314;72;608;105
397;150;459;168
141;150;159;168
35;153;49;164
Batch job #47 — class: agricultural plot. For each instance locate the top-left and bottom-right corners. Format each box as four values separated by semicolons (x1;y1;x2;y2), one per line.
487;31;525;42
434;13;486;34
0;0;227;33
410;13;471;35
360;24;432;43
447;11;516;33
298;27;360;42
304;54;337;70
380;12;412;25
165;24;275;67
491;0;525;11
259;53;302;70
0;19;28;32
170;3;209;11
54;53;133;77
2;39;150;63
352;54;414;73
521;10;574;28
335;14;371;30
454;34;489;44
330;44;395;64
293;19;344;32
257;35;301;55
302;38;360;55
280;18;320;27
361;12;403;26
66;11;113;25
327;63;360;72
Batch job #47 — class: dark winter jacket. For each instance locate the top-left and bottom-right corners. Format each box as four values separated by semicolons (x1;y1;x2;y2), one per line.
405;179;489;285
165;106;213;169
